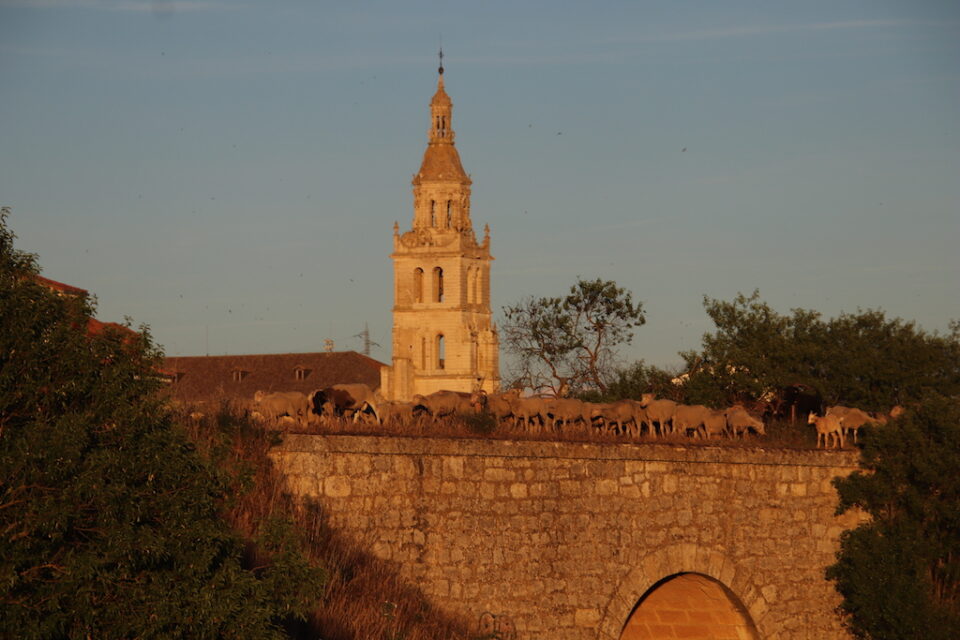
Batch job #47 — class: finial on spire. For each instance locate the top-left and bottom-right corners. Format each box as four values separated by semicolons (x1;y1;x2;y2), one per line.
438;44;444;75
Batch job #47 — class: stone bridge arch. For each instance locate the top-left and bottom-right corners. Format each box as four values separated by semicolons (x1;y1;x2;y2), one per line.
598;543;767;639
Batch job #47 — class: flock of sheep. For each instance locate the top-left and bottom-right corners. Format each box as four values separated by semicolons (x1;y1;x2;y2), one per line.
250;386;767;441
807;404;904;449
429;390;769;440
247;385;903;448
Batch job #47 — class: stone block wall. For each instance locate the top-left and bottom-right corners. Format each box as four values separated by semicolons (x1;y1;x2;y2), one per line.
271;435;862;639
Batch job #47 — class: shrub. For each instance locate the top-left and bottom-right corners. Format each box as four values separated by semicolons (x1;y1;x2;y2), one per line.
0;211;324;639
827;395;960;639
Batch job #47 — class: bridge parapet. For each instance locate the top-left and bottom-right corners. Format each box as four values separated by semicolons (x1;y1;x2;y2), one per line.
272;435;861;639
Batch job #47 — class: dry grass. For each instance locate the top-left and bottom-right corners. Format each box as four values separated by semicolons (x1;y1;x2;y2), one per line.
176;401;476;640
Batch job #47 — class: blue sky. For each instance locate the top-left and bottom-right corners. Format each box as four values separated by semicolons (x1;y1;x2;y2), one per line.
2;0;958;370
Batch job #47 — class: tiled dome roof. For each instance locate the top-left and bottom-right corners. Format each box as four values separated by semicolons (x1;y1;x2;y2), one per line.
414;142;471;185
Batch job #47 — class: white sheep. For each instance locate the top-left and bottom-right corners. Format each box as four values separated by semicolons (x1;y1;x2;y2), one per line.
725;407;765;438
808;412;844;449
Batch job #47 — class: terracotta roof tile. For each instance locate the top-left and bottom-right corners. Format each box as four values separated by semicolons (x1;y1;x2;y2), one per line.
86;317;137;339
33;275;88;297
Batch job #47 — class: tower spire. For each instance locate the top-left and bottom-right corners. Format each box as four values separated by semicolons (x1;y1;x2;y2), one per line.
438;45;444;75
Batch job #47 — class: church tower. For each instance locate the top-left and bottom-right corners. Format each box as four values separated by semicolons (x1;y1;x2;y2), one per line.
380;58;500;401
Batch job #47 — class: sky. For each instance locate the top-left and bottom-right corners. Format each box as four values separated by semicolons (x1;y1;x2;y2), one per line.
2;0;958;371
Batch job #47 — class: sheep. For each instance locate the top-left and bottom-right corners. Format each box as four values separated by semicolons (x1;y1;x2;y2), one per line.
827;405;880;444
701;409;729;439
545;397;591;432
590;400;641;435
254;390;311;427
509;396;549;433
413;390;481;421
725;406;765;438
639;394;677;437
672;404;712;438
310;384;381;424
869;405;905;425
808;412;844;449
379;400;416;427
486;391;518;427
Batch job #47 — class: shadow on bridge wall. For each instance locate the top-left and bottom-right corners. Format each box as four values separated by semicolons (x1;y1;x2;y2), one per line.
598;543;767;640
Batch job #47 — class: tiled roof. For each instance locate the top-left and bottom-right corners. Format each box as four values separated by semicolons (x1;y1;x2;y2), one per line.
162;351;385;406
32;274;136;340
414;143;470;184
86;317;137;340
33;274;88;297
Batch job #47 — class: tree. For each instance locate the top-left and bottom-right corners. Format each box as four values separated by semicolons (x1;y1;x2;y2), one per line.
827;396;960;639
502;278;645;396
0;210;324;639
587;360;681;403
680;291;960;413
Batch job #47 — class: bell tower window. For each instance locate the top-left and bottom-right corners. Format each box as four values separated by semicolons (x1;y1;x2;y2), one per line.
413;268;424;303
436;334;445;369
432;267;444;302
430;200;436;227
446;200;452;228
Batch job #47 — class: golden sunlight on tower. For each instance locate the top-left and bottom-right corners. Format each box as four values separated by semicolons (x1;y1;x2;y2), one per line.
380;60;500;401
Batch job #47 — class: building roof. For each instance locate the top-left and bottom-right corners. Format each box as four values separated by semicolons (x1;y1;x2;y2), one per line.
414;73;471;185
414;142;471;185
430;76;453;107
33;274;88;297
86;317;138;339
162;351;385;405
32;274;138;341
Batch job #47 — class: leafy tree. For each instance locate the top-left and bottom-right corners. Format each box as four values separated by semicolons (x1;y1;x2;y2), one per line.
827;396;960;639
680;291;960;413
584;360;681;403
502;278;645;396
0;210;324;639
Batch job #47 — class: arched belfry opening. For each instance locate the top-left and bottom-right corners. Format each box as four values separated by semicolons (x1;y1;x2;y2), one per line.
432;267;443;302
619;573;759;640
413;268;424;303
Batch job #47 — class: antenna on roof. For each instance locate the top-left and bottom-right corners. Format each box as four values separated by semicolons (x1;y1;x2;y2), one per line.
323;338;335;353
353;323;381;356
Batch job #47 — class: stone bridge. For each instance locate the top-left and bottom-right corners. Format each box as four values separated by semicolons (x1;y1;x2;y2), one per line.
272;435;862;639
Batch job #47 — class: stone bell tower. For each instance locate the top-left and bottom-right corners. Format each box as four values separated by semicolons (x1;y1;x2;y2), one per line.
380;57;500;401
